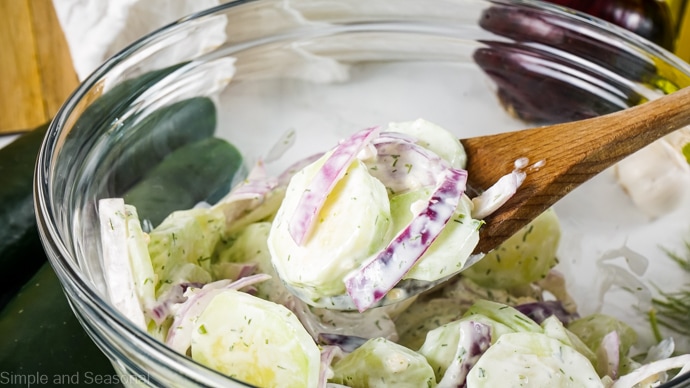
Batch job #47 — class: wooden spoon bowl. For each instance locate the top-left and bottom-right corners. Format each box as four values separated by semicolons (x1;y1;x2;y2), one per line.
461;87;690;254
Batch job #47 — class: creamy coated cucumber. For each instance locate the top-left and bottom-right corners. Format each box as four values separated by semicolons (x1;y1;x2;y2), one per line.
267;119;480;309
190;289;320;388
463;208;561;288
214;222;291;303
268;156;392;301
125;205;156;313
387;118;467;169
463;299;542;334
389;188;481;281
99;199;150;328
567;314;638;359
148;207;226;296
541;316;598;369
566;313;639;376
418;314;514;381
330;337;437;388
466;332;604;388
395;298;464;350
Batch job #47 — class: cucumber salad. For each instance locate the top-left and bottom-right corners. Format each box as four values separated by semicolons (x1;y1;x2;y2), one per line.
99;119;690;387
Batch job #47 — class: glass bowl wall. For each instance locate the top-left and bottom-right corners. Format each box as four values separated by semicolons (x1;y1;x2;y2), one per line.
35;0;690;386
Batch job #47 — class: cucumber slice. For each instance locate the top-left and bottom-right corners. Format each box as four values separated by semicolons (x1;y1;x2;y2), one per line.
190;289;320;388
98;198;147;328
330;337;437;388
419;312;518;380
567;314;637;360
214;222;290;303
418;318;497;382
567;313;639;376
462;208;561;289
124;205;157;315
147;206;225;296
466;332;604;387
268;156;392;302
463;300;542;334
541;315;598;370
386;118;467;169
395;298;464;350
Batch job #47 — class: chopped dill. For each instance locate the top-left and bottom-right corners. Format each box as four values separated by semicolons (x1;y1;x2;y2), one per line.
650;238;690;337
661;242;690;271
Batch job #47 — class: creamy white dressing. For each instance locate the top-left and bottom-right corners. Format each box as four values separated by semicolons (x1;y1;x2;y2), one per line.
466;332;604;388
471;170;526;219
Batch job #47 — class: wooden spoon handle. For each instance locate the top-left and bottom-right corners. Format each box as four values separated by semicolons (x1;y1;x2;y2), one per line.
462;86;690;253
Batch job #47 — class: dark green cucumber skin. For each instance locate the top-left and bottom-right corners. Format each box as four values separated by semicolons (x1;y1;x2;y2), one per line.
0;64;201;310
124;136;245;227
61;63;188;158
0;133;243;385
0;124;49;309
106;96;217;195
55;63;189;199
0;63;237;384
0;263;120;387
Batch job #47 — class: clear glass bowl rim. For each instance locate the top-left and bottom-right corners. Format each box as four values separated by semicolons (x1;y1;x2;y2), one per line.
33;0;690;386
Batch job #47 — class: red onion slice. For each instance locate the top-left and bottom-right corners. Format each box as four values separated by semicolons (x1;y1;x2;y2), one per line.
344;168;467;312
438;320;492;388
318;345;345;388
612;354;690;388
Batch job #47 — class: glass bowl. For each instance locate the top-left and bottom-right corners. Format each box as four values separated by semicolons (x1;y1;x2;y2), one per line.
34;0;690;386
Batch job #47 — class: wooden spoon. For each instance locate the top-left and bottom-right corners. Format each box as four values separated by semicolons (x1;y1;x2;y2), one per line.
461;86;690;254
293;87;690;312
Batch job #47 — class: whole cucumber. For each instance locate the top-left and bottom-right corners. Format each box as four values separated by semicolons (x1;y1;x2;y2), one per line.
0;62;229;383
0;263;120;387
55;62;189;195
0;122;241;387
0;64;202;310
105;96;217;195
0;124;49;309
124;137;245;227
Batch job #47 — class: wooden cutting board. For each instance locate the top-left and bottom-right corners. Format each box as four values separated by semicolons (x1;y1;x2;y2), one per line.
0;0;78;134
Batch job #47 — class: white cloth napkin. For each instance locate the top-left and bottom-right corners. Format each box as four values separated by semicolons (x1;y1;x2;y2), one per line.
52;0;222;81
